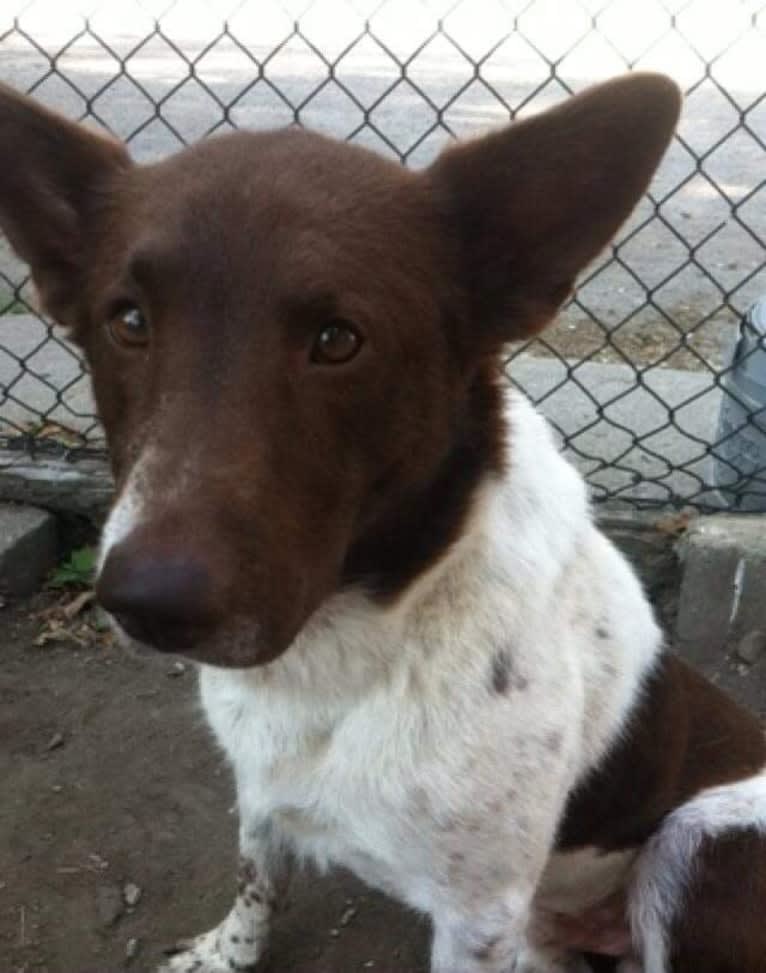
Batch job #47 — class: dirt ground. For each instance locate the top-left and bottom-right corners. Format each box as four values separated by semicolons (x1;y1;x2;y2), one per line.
0;594;429;973
1;590;764;973
522;304;736;374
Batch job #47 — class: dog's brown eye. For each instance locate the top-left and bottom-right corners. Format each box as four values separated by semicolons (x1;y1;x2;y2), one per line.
312;321;361;365
109;305;149;348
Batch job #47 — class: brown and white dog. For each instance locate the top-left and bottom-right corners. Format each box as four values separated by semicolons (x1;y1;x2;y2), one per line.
1;74;764;973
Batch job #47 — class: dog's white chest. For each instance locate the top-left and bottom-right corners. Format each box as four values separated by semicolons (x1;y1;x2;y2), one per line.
199;669;440;899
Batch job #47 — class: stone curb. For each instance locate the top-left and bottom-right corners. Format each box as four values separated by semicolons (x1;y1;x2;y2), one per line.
675;513;766;672
0;503;57;596
0;448;113;521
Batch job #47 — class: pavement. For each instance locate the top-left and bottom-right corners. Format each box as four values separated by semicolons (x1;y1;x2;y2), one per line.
0;311;729;505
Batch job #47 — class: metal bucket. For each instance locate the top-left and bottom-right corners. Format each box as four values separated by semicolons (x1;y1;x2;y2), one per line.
710;298;766;510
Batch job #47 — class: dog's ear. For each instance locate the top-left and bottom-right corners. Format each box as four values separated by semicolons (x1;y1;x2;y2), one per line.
0;83;131;324
429;73;681;344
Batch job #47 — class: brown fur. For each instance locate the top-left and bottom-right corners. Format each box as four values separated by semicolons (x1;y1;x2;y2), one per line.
559;654;766;973
558;653;766;851
671;830;766;972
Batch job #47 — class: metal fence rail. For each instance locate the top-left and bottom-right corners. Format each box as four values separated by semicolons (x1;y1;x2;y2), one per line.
1;0;765;508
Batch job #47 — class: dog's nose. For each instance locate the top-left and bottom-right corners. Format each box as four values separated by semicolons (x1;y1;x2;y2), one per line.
96;542;217;651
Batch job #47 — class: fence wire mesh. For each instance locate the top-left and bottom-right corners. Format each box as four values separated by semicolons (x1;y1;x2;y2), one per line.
1;0;766;508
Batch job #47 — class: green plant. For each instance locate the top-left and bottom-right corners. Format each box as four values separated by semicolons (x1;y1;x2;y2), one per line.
49;546;97;589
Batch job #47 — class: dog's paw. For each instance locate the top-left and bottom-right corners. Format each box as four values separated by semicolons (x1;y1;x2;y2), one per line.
157;927;262;973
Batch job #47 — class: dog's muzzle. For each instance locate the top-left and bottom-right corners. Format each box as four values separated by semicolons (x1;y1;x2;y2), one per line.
97;541;218;653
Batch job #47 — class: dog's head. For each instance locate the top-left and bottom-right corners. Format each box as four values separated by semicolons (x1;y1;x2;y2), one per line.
0;75;680;667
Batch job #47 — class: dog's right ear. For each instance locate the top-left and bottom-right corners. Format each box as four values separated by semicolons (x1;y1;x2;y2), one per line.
428;73;681;348
0;83;131;325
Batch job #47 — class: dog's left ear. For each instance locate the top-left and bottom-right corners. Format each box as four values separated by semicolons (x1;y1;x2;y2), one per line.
428;72;681;343
0;83;131;325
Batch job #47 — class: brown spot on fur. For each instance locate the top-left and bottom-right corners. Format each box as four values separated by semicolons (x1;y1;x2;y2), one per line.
545;731;563;754
470;935;501;962
411;784;430;812
490;648;529;695
491;650;511;694
557;653;766;851
238;858;258;885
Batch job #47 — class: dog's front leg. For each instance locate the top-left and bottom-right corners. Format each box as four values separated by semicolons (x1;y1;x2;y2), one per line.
431;901;593;973
430;895;530;973
158;820;290;973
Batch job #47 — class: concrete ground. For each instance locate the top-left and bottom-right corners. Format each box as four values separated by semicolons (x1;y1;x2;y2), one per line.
0;312;732;505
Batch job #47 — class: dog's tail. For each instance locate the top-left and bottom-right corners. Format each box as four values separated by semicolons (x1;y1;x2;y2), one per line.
627;769;766;973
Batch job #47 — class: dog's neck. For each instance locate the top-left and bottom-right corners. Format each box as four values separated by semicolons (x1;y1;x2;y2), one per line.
341;362;508;601
213;390;592;700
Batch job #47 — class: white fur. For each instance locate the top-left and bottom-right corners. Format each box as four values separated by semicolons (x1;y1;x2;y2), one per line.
173;390;664;972
537;847;638;914
629;768;766;973
99;447;153;569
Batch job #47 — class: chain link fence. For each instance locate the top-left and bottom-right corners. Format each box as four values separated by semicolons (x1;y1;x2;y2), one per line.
1;0;766;508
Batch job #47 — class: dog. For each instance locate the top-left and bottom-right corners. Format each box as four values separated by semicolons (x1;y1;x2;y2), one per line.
1;72;765;973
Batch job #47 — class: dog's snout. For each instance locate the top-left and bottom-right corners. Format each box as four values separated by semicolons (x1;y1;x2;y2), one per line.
97;541;217;652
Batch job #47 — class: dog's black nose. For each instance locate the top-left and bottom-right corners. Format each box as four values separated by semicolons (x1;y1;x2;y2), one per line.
96;542;217;651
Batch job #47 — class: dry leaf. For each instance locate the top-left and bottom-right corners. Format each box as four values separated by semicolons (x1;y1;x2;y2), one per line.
62;590;96;620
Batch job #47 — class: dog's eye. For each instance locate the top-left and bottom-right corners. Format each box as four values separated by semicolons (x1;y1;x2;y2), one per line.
311;321;362;365
109;305;149;348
